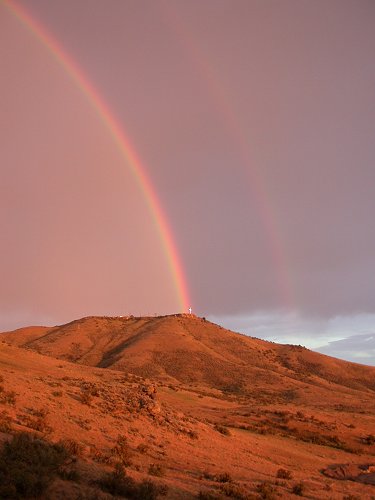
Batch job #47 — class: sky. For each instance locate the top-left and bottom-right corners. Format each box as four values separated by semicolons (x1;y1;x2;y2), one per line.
1;0;375;364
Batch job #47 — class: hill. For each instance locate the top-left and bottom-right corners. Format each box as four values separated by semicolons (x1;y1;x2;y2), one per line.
2;314;375;395
1;315;375;498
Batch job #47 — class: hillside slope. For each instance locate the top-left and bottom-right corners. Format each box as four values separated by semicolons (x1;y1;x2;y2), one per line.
2;317;375;498
2;314;375;396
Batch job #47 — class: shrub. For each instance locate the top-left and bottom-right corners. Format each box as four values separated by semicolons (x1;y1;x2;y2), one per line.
97;464;167;499
112;435;133;466
59;468;80;481
137;442;149;454
80;388;93;406
214;424;231;436
0;432;69;498
148;463;165;477
0;390;16;406
219;482;248;498
292;482;305;496
361;434;375;445
257;482;276;499
276;468;292;479
197;491;218;499
20;413;51;434
188;429;199;439
0;411;12;433
215;472;232;483
59;438;85;457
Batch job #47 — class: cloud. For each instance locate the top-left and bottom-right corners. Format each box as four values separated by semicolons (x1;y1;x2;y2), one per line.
316;334;375;366
208;311;375;365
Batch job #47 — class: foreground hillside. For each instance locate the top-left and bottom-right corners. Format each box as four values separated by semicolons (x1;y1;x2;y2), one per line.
1;315;375;498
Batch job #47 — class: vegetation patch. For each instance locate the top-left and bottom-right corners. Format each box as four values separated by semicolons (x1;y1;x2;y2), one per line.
0;410;12;433
148;463;165;477
257;481;277;499
292;482;305;496
112;434;133;466
0;432;70;498
276;468;292;479
97;464;167;499
214;423;231;436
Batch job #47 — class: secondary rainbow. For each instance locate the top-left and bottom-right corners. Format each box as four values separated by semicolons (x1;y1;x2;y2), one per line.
160;1;295;309
4;0;191;312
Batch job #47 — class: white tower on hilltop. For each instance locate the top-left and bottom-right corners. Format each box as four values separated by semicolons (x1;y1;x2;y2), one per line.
188;307;192;314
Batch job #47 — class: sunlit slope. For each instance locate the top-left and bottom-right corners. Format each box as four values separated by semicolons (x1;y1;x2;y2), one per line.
2;315;375;393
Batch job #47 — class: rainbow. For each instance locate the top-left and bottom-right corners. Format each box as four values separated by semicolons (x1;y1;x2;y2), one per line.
160;1;295;310
3;0;191;312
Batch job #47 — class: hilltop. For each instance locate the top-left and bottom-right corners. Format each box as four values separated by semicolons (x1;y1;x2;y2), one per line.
1;315;375;498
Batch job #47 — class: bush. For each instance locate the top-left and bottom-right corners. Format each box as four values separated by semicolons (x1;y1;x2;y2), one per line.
292;482;305;496
97;464;167;499
59;468;80;481
361;434;375;445
214;424;231;436
20;413;51;434
257;482;276;499
197;491;218;499
59;438;85;457
215;472;232;483
0;390;16;406
80;388;93;406
112;435;133;466
0;432;70;498
276;468;292;479
219;482;248;499
136;442;149;454
0;411;12;433
148;463;165;477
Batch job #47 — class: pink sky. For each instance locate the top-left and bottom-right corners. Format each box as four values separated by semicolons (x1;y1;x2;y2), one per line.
1;1;375;361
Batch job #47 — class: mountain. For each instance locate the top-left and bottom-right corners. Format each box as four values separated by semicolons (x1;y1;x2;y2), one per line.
1;315;375;498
